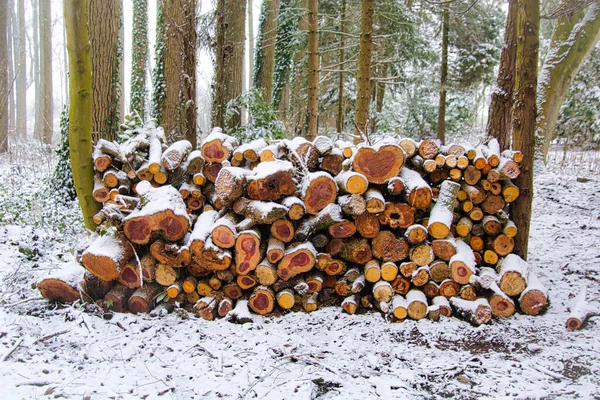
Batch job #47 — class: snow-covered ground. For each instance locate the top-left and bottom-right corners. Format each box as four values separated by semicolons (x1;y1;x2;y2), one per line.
0;150;598;399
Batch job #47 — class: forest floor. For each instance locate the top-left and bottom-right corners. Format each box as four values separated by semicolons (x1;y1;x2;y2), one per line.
0;147;598;399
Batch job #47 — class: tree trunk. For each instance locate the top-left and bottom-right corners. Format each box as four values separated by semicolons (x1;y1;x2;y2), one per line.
87;0;121;143
118;0;125;125
487;0;516;151
39;0;53;145
511;0;539;260
212;0;225;128
254;0;279;104
0;2;7;152
248;0;254;88
336;0;346;135
7;0;15;142
537;3;600;161
354;0;374;143
64;0;101;230
306;0;319;141
32;0;40;142
130;0;148;122
156;0;197;146
16;0;26;140
223;0;246;130
437;5;449;145
372;64;387;133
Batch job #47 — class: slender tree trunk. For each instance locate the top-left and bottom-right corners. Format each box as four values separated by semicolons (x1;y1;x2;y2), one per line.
64;0;101;230
0;2;8;152
487;0;517;151
354;0;374;143
248;0;254;88
16;0;26;140
158;0;197;146
7;0;15;139
223;0;246;130
537;3;600;161
39;0;53;145
372;65;387;134
119;0;125;124
336;0;346;135
87;0;121;143
32;0;41;141
512;0;539;260
130;0;148;122
289;0;308;135
211;0;225;128
306;0;319;140
254;0;280;104
437;5;449;145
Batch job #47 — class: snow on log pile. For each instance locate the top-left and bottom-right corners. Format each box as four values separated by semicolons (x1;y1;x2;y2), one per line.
38;127;550;326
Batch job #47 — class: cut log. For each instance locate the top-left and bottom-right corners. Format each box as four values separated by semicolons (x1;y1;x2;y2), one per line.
295;203;344;242
335;171;368;195
378;202;415;229
81;234;134;281
150;239;190;267
459;284;478;301
352;142;405;184
392;295;408;320
566;286;598;331
432;236;457;261
248;286;275;315
237;138;268;162
222;283;243;299
183;150;205;175
342;295;359;314
418;139;440;160
37;263;84;303
162;140;192;171
246;160;297;201
481;194;505;215
399;138;418;157
449;240;476;285
410;244;435;267
338;194;366;217
277;288;296;310
214;167;250;207
324;258;346;276
118;258;142;289
387;177;405;196
456;217;473;238
498;254;528;296
339;237;373;264
399;167;432;209
201;128;238;163
423;281;440;298
354;212;380;239
411;266;430;287
271;218;295;243
450;297;492;326
237;274;258;290
405;224;428;245
312;135;333;155
328;220;356;239
266;237;285;264
439;279;460;298
302;172;338;215
519;271;548;316
200;238;233;271
364;259;381;283
284;137;320;171
364;189;385;213
217;297;233;317
381;261;399;282
189;210;219;257
494;157;520;180
428;180;460;239
282;196;306;221
320;149;344;176
351;275;366;293
461;183;485;205
502;180;520;203
491;234;515;256
104;284;134;313
195;296;218;320
407;290;428;320
429;260;450;283
373;281;394;303
306;272;324;293
123;185;190;245
302;293;319;312
277;242;317;280
155;263;178;286
233;198;288;229
211;213;238;249
482;215;501;235
93;175;111;203
235;230;262;275
372;231;409;262
432;296;452;317
335;277;351;297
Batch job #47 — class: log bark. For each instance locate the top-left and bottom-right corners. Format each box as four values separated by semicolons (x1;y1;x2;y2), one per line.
128;283;161;314
450;297;492;326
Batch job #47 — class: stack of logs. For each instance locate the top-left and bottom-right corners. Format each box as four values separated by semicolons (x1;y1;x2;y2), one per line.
38;127;549;326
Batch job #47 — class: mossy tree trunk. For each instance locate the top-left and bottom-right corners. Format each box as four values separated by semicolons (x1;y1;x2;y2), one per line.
87;0;121;143
336;0;346;135
354;0;374;144
64;0;101;230
536;3;600;161
437;5;449;145
306;0;319;141
211;0;226;128
511;0;539;260
254;0;280;104
130;0;148;122
223;0;246;131
487;0;517;151
156;0;197;147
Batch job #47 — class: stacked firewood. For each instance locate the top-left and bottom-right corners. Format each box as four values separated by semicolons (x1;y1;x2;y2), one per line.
38;127;548;326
